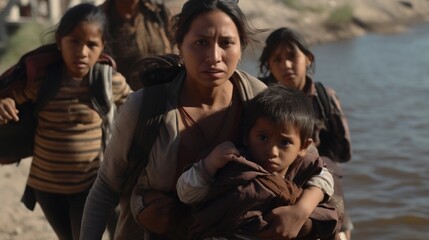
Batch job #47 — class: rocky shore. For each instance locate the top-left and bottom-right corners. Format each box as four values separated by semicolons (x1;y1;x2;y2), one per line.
166;0;429;45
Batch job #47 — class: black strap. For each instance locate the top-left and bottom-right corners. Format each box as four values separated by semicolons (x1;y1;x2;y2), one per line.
0;44;58;93
314;81;331;124
122;84;168;196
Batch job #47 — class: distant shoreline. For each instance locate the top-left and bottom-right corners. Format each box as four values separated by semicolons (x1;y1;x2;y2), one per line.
166;0;429;46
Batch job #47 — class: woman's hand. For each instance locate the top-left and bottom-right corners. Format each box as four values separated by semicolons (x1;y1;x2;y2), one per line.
257;204;309;240
137;190;177;234
258;186;324;239
0;98;19;124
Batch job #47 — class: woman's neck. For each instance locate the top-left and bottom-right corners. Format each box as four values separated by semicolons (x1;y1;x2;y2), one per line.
180;80;234;111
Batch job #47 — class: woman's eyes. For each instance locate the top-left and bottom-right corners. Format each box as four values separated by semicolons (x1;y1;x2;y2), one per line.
194;39;235;47
195;40;207;46
221;39;235;47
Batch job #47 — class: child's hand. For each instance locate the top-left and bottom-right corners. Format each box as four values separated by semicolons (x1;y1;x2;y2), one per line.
0;98;19;124
203;141;240;176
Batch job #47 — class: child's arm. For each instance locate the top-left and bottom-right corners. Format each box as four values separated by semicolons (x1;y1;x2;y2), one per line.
257;145;336;239
112;71;132;106
176;141;239;204
257;186;324;239
0;98;19;124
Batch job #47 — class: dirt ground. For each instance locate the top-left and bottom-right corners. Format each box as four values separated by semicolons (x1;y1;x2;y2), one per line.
0;158;57;240
0;158;111;239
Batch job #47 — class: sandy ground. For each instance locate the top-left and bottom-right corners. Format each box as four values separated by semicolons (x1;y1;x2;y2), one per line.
0;158;57;240
0;158;110;240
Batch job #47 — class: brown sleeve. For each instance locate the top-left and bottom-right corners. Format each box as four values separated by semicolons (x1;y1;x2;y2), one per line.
285;145;324;187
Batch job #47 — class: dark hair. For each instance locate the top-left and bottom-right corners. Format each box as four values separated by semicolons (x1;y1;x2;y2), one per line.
259;27;315;78
243;84;315;145
55;3;108;41
171;0;260;50
132;54;184;87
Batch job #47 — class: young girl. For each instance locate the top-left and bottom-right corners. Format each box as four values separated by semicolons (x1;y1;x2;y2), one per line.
0;3;131;239
259;27;353;240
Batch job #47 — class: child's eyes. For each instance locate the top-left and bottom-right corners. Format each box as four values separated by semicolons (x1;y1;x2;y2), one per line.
258;134;268;142
71;39;80;45
273;57;282;63
87;42;99;49
280;139;291;147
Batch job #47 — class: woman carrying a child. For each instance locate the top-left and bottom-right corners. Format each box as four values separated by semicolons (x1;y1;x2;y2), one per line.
81;0;340;239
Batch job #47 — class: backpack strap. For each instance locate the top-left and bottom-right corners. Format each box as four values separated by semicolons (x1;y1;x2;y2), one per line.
89;62;116;149
122;84;168;196
33;61;63;115
314;81;331;124
0;44;59;97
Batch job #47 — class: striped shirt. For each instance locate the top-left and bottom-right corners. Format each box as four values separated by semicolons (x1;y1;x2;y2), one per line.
12;66;130;194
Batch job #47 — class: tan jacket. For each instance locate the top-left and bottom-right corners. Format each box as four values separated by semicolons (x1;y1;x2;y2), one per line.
81;70;267;239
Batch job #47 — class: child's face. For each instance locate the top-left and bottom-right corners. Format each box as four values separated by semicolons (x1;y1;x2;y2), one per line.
268;43;310;91
247;117;310;177
57;22;105;79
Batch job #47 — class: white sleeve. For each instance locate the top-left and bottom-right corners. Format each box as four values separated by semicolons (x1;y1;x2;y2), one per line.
176;160;214;204
305;167;334;202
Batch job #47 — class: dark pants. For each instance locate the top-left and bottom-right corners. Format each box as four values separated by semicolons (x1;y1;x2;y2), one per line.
34;188;90;240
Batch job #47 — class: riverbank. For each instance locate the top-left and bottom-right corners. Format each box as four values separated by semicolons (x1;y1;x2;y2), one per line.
166;0;429;45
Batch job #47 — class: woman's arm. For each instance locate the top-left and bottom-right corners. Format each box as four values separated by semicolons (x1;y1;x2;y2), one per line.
80;91;142;239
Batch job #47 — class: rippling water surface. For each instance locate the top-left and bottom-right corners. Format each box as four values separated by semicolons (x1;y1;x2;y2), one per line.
242;23;429;240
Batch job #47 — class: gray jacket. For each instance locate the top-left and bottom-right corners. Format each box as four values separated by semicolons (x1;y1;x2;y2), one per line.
80;70;267;239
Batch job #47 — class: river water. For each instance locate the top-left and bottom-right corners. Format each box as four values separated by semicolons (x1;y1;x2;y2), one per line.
241;23;429;240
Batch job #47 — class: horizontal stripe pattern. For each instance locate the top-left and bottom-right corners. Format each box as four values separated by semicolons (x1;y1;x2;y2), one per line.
28;77;103;194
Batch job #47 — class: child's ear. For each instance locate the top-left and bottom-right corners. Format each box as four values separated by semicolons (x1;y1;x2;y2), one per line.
298;138;313;158
305;53;314;67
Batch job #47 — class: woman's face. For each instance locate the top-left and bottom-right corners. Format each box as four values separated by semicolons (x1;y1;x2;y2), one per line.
268;43;310;91
179;10;241;88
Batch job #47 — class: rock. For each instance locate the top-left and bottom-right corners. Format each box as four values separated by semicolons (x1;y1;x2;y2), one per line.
165;0;429;45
